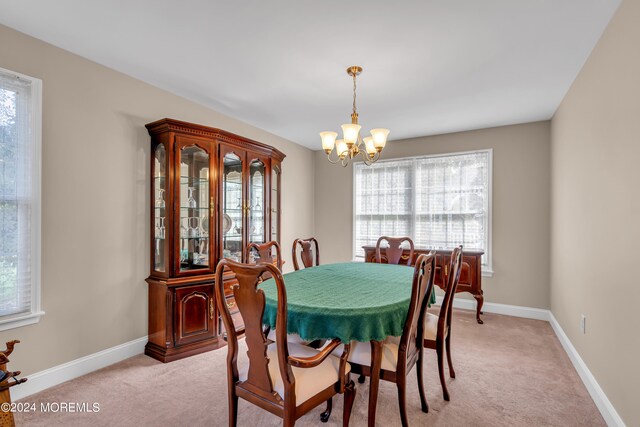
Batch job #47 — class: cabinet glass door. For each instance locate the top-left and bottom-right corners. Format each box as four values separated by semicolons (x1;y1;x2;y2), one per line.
222;152;244;262
248;159;266;244
153;144;167;272
179;145;210;272
271;165;280;242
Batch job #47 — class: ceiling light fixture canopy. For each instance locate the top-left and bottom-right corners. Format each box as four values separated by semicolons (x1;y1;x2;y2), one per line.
320;66;389;167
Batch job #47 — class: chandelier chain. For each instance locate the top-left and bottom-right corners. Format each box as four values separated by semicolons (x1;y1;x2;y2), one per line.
352;73;357;117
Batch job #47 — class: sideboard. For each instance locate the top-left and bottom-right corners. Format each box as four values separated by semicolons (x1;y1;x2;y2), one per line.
362;246;486;324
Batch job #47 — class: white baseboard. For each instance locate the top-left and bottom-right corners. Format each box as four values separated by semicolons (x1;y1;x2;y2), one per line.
434;295;551;321
13;336;147;401
548;314;625;427
435;296;624;426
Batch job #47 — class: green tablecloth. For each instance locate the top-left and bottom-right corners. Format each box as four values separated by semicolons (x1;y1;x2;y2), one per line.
260;262;436;343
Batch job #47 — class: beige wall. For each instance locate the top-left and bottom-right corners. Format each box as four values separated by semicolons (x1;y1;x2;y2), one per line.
0;24;315;376
550;0;638;424
315;121;551;309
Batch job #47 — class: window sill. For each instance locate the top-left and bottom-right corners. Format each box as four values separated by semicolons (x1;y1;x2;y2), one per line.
482;269;494;278
0;311;45;332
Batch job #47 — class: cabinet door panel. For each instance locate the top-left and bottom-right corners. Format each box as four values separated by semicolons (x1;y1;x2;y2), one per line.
457;256;478;292
270;161;281;243
174;284;215;346
247;152;269;245
220;145;246;263
175;136;214;275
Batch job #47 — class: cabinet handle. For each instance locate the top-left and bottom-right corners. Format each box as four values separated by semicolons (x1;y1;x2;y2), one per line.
445;265;448;276
209;297;214;320
227;300;236;309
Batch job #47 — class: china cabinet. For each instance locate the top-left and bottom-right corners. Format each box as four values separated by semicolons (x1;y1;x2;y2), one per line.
145;119;285;362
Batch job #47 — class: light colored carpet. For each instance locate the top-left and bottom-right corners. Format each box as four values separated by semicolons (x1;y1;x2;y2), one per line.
15;309;604;426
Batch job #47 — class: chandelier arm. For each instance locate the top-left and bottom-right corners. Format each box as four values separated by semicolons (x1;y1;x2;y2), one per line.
326;151;341;164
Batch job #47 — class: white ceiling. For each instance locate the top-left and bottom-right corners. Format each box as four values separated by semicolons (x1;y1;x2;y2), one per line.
0;0;621;149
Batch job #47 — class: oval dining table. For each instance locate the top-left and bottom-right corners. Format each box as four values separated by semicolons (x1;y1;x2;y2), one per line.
260;262;435;426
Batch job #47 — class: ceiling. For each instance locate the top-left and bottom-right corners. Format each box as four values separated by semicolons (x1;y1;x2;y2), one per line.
0;0;621;149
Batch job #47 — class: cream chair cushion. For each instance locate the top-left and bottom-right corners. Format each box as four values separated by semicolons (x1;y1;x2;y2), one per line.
332;341;400;372
423;312;439;340
266;329;312;346
238;342;350;405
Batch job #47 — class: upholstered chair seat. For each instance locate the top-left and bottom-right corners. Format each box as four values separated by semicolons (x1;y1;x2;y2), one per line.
239;342;351;405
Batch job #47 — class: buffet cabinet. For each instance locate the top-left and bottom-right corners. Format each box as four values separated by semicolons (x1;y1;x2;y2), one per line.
145;119;285;362
362;246;486;324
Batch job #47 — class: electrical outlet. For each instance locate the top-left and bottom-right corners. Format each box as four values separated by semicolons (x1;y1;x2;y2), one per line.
580;314;586;334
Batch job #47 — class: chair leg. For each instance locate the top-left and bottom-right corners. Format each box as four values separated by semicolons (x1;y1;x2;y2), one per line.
343;380;356;427
283;413;295;427
396;380;409;427
358;374;366;384
229;390;238;427
436;339;450;401
445;333;456;379
320;398;332;422
416;349;429;413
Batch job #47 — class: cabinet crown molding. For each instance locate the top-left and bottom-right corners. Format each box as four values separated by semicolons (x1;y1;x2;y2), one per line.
145;118;286;161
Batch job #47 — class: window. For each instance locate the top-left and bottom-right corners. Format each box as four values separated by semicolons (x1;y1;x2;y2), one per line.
354;150;492;274
0;67;43;330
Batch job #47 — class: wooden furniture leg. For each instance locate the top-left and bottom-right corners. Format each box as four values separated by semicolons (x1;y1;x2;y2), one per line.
367;340;384;427
343;380;356;427
474;291;484;324
320;398;332;422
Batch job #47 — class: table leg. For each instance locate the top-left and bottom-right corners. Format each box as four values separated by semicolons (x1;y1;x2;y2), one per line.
368;340;383;427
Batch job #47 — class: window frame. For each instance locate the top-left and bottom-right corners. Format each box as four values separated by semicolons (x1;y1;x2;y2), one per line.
0;66;44;331
352;148;493;277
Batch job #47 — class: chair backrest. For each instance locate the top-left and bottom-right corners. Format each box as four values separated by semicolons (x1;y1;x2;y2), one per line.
375;236;415;266
397;251;436;369
292;237;320;270
215;259;294;406
245;240;283;271
438;246;463;332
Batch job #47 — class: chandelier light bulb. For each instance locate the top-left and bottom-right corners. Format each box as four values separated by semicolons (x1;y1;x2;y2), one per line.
363;136;376;157
370;128;390;150
341;123;361;147
319;131;338;153
336;139;348;159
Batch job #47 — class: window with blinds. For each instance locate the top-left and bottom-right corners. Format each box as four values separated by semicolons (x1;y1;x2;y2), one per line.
354;150;492;270
0;67;42;329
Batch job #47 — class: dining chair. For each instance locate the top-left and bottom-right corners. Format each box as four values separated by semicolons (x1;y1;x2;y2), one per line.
375;236;415;266
292;237;320;271
335;251;436;427
423;245;463;401
245;241;310;345
215;259;356;427
245;240;283;272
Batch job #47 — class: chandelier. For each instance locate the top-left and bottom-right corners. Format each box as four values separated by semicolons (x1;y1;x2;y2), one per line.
320;66;390;167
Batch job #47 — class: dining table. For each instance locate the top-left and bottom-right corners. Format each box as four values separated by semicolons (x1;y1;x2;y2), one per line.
260;261;435;426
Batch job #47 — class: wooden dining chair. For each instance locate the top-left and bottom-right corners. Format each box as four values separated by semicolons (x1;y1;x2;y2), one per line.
215;259;356;427
423;246;463;401
245;240;283;272
336;252;436;427
375;236;415;266
292;237;320;271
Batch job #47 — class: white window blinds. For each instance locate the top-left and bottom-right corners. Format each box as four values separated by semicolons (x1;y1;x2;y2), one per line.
354;150;491;268
0;67;41;324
